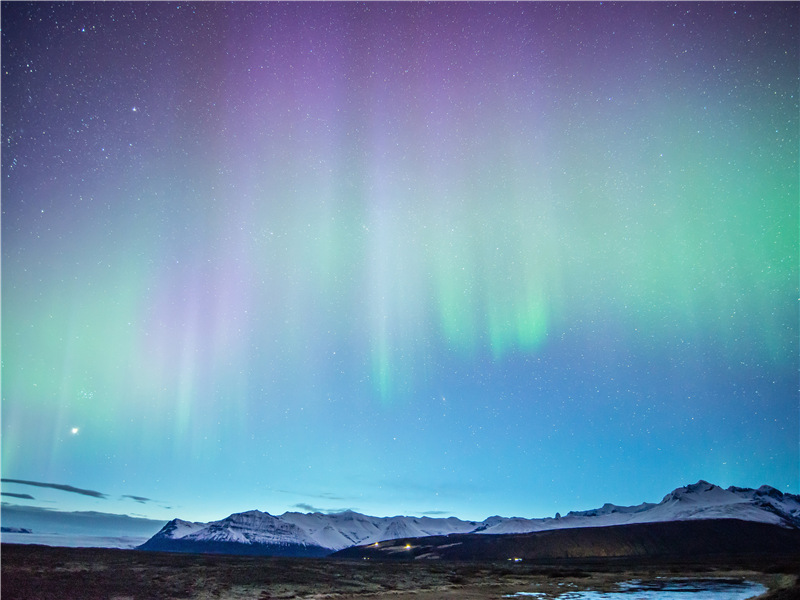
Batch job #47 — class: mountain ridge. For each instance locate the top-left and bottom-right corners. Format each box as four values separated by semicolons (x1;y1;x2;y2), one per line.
137;480;800;556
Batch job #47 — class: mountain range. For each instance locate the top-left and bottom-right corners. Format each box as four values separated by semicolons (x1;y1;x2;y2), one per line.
138;480;800;557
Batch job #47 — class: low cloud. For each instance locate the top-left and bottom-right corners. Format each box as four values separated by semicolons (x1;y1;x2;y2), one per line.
122;495;152;504
293;503;359;514
1;479;107;499
1;503;167;538
420;510;451;516
2;492;35;500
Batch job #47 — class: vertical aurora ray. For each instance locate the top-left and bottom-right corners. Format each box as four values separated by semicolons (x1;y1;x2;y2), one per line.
1;2;797;521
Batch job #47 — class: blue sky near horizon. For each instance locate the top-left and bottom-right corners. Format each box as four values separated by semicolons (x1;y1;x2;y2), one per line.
2;2;798;528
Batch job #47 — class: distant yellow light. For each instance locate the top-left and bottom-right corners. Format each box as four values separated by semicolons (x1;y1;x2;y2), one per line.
404;544;412;549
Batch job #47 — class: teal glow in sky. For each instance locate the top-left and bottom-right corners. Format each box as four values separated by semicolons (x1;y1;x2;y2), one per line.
2;2;798;524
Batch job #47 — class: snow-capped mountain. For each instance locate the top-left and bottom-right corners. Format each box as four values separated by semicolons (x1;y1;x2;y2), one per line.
138;481;800;556
555;480;800;530
139;508;483;555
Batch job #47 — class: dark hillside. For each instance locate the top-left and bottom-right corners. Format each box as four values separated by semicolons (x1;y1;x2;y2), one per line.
334;519;800;562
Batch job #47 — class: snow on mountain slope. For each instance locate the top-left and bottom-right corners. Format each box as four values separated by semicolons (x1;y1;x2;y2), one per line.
654;481;800;527
478;516;553;534
180;510;318;547
155;518;205;539
566;501;657;519
375;515;480;544
750;484;800;526
554;481;800;530
280;510;383;549
139;481;800;555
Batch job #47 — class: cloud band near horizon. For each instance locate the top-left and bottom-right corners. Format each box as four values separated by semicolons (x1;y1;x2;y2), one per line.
1;479;107;499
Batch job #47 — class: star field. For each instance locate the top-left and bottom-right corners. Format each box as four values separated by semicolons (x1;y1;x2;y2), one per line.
2;2;797;523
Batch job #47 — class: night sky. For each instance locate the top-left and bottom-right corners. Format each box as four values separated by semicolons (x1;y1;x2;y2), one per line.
2;2;798;525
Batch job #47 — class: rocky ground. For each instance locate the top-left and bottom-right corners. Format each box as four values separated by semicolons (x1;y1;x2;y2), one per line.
2;543;798;600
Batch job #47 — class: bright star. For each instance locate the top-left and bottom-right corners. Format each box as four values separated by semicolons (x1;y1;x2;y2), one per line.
71;427;79;435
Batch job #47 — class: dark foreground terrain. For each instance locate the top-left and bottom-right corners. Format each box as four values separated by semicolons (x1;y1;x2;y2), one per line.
2;543;799;600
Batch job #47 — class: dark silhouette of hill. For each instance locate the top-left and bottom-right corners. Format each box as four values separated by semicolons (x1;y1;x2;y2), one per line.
333;519;800;562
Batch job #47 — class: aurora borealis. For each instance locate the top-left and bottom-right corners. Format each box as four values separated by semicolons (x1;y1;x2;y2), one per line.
2;2;798;526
